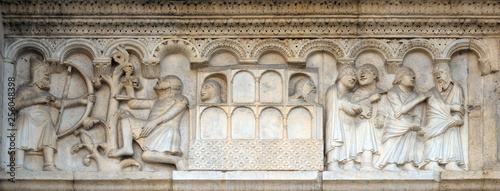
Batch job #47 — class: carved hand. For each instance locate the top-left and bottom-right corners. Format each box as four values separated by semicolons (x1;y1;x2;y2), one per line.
141;119;160;138
352;104;363;114
394;109;402;119
369;93;381;103
34;95;55;105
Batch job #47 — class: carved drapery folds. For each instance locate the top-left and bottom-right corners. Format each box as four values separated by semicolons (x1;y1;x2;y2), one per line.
1;37;497;173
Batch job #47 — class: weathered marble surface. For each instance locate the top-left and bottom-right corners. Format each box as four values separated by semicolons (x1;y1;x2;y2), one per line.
2;0;500;190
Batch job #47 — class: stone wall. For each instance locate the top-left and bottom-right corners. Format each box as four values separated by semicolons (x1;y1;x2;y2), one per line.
1;0;500;190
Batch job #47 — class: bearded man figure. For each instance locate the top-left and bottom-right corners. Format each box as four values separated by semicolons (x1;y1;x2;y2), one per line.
15;57;93;171
420;63;465;171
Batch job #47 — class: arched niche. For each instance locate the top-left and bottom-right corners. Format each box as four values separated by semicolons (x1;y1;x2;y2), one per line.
259;107;283;139
231;107;255;139
354;50;391;91
202;74;228;103
232;71;255;103
258;51;287;65
402;50;434;92
208;50;239;67
287;107;312;139
260;71;283;103
200;107;227;139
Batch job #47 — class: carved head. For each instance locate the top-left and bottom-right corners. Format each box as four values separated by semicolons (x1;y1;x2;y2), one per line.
29;56;51;90
130;76;143;91
154;75;183;93
433;63;452;92
201;79;222;103
291;78;316;103
336;66;357;89
393;66;415;88
357;64;379;86
123;64;134;76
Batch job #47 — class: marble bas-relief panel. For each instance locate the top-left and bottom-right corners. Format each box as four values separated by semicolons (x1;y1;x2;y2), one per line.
1;38;497;176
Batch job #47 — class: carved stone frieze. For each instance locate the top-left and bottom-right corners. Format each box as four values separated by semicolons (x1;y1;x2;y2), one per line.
189;139;323;171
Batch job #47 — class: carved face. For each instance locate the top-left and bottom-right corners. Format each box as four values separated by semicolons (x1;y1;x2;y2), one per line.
201;83;216;102
113;53;127;65
153;78;169;90
35;66;51;90
302;80;317;98
130;76;142;90
434;68;451;92
339;70;357;89
401;72;416;88
357;68;376;86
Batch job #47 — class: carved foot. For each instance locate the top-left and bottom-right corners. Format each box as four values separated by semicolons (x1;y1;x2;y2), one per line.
423;161;445;171
175;158;189;171
382;163;402;171
108;148;133;158
327;162;345;171
343;161;359;171
43;164;61;171
403;162;419;171
444;162;464;171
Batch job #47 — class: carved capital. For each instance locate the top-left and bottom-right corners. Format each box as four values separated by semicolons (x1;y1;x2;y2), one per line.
479;58;492;76
337;58;354;70
141;61;160;79
386;59;403;74
93;59;112;77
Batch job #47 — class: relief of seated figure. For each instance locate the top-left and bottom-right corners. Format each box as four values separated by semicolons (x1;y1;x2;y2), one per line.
108;75;188;170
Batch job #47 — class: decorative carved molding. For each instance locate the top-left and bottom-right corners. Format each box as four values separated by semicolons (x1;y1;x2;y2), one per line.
396;39;441;59
189;139;323;171
348;39;394;60
297;40;345;60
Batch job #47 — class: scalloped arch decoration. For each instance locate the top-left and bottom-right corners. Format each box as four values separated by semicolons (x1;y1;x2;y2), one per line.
201;39;247;59
395;39;441;59
250;39;294;59
153;39;200;61
348;39;393;60
298;40;346;59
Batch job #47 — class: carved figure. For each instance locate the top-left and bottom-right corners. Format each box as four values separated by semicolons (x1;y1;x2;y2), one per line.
376;67;429;171
348;64;385;171
109;75;188;170
420;63;465;171
289;78;317;103
201;79;222;103
14;57;93;171
325;66;363;171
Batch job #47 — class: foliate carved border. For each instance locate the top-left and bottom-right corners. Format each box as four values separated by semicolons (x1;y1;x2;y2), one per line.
189;139;324;171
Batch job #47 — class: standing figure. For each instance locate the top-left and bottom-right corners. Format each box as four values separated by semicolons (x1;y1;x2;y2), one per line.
376;67;429;171
109;75;188;170
348;64;385;171
201;79;222;103
15;57;93;171
325;66;362;171
420;63;465;171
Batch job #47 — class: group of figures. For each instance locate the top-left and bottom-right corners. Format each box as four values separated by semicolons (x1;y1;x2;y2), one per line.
13;51;465;172
325;63;465;172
